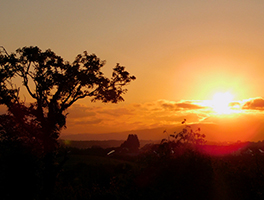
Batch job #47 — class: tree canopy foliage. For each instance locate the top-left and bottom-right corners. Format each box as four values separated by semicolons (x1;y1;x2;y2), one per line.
153;119;206;158
0;46;135;152
167;119;206;146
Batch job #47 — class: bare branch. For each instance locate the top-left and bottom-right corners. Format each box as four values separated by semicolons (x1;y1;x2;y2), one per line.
62;92;88;111
0;46;9;56
23;75;37;99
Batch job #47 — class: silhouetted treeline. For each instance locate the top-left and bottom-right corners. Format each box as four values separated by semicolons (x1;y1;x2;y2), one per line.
47;140;264;200
2;135;264;199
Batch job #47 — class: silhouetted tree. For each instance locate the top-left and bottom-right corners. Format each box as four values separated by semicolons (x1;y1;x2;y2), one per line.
0;46;135;199
168;119;206;146
136;120;212;199
152;119;206;158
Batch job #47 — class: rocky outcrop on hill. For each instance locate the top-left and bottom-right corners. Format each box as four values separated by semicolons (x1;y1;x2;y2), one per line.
106;134;140;156
120;134;140;153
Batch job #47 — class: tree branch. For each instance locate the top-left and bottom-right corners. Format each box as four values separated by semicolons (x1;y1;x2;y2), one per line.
62;93;88;111
0;46;9;56
23;75;37;99
22;61;37;99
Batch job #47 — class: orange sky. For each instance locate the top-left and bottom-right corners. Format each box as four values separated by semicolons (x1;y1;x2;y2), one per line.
2;1;264;142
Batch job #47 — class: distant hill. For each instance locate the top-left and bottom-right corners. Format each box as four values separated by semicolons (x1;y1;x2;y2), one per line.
61;127;170;141
59;140;124;149
60;122;262;143
59;139;159;149
60;125;214;141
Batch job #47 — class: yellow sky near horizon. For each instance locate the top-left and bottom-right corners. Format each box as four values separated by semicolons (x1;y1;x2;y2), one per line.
2;0;264;141
60;97;264;142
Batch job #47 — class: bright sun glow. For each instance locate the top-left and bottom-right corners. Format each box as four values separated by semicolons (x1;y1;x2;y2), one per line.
210;92;234;114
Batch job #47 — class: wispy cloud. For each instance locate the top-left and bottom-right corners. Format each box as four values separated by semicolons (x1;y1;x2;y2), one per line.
229;101;241;108
62;97;264;142
63;100;209;135
74;119;103;125
97;107;133;116
158;99;205;111
67;104;97;119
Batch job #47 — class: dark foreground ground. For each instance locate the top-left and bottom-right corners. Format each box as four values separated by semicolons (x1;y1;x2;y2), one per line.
2;141;264;200
51;142;264;200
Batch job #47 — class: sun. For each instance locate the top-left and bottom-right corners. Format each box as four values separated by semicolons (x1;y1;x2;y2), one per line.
210;92;234;114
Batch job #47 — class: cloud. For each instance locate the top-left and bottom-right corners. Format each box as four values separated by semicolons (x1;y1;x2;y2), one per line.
242;97;264;110
158;99;205;111
97;107;133;116
63;99;208;135
67;104;98;119
55;98;264;141
229;101;241;107
176;102;205;110
75;119;102;125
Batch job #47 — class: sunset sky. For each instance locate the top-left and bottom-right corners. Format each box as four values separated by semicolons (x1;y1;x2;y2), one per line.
2;0;264;142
